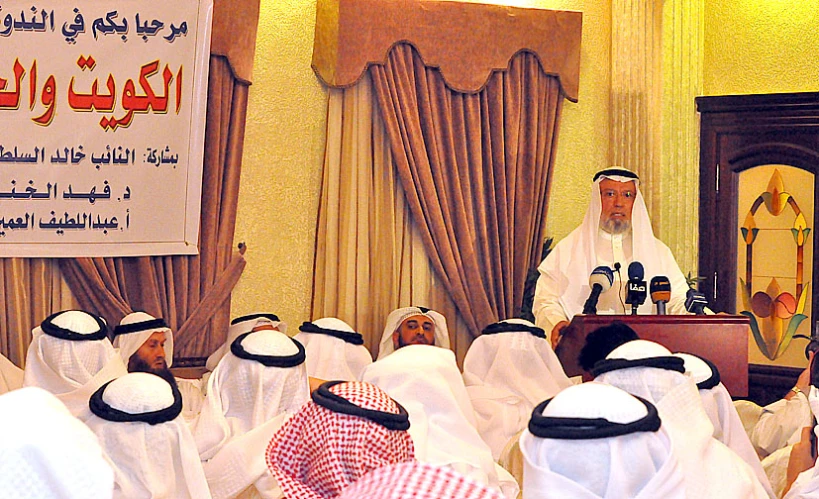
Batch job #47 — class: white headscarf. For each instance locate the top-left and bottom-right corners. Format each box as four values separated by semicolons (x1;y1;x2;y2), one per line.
377;307;450;360
520;382;686;499
113;311;174;367
463;318;572;459
594;340;771;498
85;372;212;499
294;317;372;381
22;310;128;420
206;313;286;371
195;329;310;461
676;352;774;496
362;344;518;498
0;387;114;498
0;353;23;394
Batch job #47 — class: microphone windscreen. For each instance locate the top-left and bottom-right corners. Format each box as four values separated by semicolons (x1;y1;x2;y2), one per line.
650;276;671;302
628;261;644;281
589;266;614;291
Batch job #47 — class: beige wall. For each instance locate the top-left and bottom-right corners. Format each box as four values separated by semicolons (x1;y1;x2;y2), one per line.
231;0;613;324
231;0;327;324
704;0;819;96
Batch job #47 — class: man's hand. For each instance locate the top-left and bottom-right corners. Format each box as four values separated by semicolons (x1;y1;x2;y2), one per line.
551;321;569;349
787;351;814;400
784;426;818;495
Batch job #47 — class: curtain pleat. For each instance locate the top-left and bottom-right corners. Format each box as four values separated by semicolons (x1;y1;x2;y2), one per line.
367;44;564;339
0;259;77;367
57;55;249;363
311;74;472;360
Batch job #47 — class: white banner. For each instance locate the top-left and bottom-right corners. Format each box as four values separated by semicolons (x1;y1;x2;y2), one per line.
0;0;212;257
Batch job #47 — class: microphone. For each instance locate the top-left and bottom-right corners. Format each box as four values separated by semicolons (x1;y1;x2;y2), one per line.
685;288;709;315
625;262;647;315
650;276;672;315
582;266;614;315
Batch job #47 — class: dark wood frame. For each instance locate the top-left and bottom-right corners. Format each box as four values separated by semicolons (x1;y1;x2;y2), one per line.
697;92;819;403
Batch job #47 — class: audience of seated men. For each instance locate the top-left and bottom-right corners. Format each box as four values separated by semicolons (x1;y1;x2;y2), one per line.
594;339;772;498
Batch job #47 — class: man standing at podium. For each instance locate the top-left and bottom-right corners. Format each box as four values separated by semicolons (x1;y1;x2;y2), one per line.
532;167;691;347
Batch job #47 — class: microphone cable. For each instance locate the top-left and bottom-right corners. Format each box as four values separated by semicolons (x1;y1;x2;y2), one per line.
613;262;625;313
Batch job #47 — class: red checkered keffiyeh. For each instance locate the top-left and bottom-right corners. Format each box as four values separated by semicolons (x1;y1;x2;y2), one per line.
337;462;505;499
265;381;415;498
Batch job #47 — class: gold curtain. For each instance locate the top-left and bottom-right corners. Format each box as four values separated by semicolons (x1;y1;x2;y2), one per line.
311;73;470;362
369;44;564;338
0;259;77;367
59;55;249;362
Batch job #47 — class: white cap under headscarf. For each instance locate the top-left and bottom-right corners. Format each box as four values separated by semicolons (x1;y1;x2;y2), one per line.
0;353;23;394
294;317;373;381
463;318;572;459
676;352;774;496
520;382;685;499
22;310;128;420
594;340;771;498
85;372;212;499
0;387;114;498
377;306;450;360
205;313;286;371
113;311;174;367
362;344;519;498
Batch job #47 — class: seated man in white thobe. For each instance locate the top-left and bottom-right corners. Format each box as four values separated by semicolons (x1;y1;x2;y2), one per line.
593;339;772;498
520;382;686;499
22;309;127;420
675;352;773;495
376;306;450;360
533;167;692;347
0;387;114;498
362;344;519;498
266;380;415;498
735;351;814;496
114;311;204;422
206;313;287;371
463;318;571;460
194;328;310;499
0;352;23;394
86;372;211;499
294;317;372;381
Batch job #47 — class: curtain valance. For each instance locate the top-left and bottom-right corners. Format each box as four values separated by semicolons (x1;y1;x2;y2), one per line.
312;0;582;100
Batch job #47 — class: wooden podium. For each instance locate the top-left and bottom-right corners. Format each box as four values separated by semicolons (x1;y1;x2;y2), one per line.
554;315;750;397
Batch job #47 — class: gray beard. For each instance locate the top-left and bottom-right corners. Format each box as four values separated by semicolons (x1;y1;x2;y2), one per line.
601;218;631;235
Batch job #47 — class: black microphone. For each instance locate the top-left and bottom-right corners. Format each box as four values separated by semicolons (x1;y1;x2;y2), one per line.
582;266;614;315
685;288;708;315
625;262;646;315
650;276;672;315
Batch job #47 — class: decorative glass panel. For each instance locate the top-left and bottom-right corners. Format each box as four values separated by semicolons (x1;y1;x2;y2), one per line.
736;165;814;367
